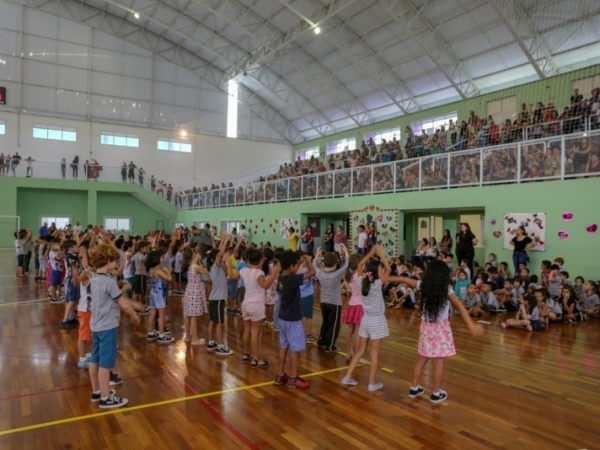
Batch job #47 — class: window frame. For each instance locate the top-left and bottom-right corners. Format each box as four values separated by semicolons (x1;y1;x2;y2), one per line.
412;112;458;137
103;217;131;232
157;138;192;153
100;131;140;148
33;124;77;142
364;126;401;146
326;137;356;155
40;216;71;230
0;120;5;135
296;146;321;160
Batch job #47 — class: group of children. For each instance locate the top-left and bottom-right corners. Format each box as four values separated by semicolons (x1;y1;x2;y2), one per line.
17;222;599;410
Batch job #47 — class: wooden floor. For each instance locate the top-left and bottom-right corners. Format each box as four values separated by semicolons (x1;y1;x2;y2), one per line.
0;250;598;449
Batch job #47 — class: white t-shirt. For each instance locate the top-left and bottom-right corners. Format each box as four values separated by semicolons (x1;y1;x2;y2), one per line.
357;232;368;249
417;280;453;322
239;267;265;304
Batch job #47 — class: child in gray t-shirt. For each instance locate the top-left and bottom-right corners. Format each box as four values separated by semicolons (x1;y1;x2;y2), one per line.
88;243;141;409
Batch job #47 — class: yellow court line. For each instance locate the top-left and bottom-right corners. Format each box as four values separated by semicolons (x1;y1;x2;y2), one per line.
0;298;49;308
381;367;394;373
0;364;353;437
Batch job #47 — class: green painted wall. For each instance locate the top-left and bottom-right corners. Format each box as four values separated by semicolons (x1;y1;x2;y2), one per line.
178;177;600;280
97;192;172;234
293;65;600;155
17;187;88;231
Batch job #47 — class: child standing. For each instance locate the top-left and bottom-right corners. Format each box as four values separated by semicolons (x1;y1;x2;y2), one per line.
342;246;402;391
60;239;82;329
48;240;64;304
77;269;92;369
226;248;280;367
145;251;175;344
133;241;150;313
298;256;315;343
398;260;484;403
341;254;364;361
262;248;278;327
207;232;234;356
88;243;141;409
274;251;315;388
182;249;209;345
315;245;349;352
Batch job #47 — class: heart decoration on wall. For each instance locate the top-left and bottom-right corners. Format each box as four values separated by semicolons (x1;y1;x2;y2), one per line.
489;218;497;226
558;230;569;240
586;223;598;233
493;231;501;238
562;212;573;222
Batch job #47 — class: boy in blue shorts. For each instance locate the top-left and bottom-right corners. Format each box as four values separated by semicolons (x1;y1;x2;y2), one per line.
89;243;141;409
274;251;315;389
48;239;64;304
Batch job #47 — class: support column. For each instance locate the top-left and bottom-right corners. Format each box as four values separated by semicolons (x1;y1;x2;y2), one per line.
87;187;97;226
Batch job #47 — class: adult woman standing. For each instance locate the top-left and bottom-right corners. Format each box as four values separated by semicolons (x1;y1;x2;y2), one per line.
324;223;335;252
306;225;315;256
455;223;478;277
299;225;309;253
71;156;79;179
439;229;452;255
509;226;536;275
334;225;346;253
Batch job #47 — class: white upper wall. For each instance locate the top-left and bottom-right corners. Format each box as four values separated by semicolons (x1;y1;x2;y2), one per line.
0;1;293;183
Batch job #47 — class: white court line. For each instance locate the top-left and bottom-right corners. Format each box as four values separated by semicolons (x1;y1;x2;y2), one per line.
0;297;50;308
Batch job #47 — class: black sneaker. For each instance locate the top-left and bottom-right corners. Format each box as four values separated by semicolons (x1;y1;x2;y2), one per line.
109;374;123;386
154;327;171;335
50;298;64;305
325;346;339;353
430;390;448;404
91;389;115;402
408;385;425;398
215;346;233;356
60;320;77;329
99;392;128;409
157;335;175;344
207;341;218;351
146;331;159;342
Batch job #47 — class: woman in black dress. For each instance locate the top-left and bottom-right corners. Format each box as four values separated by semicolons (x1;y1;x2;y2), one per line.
455;222;478;278
324;223;334;253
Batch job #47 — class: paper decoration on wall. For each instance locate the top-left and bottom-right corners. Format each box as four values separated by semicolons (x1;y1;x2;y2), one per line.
348;206;399;259
562;212;573;221
586;224;597;233
493;231;501;238
503;213;547;251
280;218;295;238
558;230;569;240
489;218;497;226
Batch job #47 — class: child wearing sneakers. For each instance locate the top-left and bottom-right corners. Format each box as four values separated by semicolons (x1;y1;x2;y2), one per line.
133;241;150;312
226;248;281;367
297;255;316;343
315;244;349;352
77;269;92;369
48;239;65;304
88;243;141;409
396;260;484;404
274;251;315;389
145;251;175;344
60;239;82;329
207;232;234;356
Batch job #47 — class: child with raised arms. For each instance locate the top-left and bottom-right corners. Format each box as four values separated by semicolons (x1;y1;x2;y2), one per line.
262;248;278;327
226;247;280;367
396;260;484;403
274;251;315;389
341;246;404;391
182;248;209;345
341;254;364;362
145;251;175;344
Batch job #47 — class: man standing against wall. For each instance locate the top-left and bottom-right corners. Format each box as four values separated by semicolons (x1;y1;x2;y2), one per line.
190;224;215;248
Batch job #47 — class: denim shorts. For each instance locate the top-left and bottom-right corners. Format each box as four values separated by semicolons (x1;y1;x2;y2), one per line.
300;295;314;319
50;269;62;287
90;327;118;369
278;320;306;352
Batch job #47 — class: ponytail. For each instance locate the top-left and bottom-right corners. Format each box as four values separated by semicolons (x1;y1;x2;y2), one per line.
361;260;381;296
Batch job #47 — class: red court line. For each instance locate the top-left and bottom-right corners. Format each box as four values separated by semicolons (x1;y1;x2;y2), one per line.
166;371;268;450
0;371;166;402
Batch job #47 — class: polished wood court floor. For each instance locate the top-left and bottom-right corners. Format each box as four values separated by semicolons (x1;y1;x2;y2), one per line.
0;250;598;449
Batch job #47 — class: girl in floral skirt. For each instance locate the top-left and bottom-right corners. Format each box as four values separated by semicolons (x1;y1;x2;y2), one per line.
341;254;365;362
182;249;210;345
397;260;484;403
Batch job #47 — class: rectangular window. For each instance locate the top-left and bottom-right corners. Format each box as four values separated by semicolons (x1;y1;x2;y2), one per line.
0;120;5;135
487;96;517;125
40;216;70;230
364;127;401;146
412;112;457;137
327;137;356;155
227;79;239;139
104;217;131;232
296;146;320;160
221;220;242;237
157;138;192;153
33;124;77;142
101;132;140;148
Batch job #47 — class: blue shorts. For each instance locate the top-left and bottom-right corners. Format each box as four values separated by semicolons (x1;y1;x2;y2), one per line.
227;279;238;299
530;319;546;331
149;291;166;309
65;282;78;302
50;269;62;287
278;320;306;352
300;295;314;319
90;327;118;369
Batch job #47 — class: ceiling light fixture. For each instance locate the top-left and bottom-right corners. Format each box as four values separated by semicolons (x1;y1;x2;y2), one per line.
134;12;140;19
180;130;188;137
314;27;321;35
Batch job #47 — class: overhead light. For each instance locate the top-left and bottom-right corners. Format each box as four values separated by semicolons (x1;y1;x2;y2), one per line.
180;130;188;137
134;12;140;19
314;27;321;35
